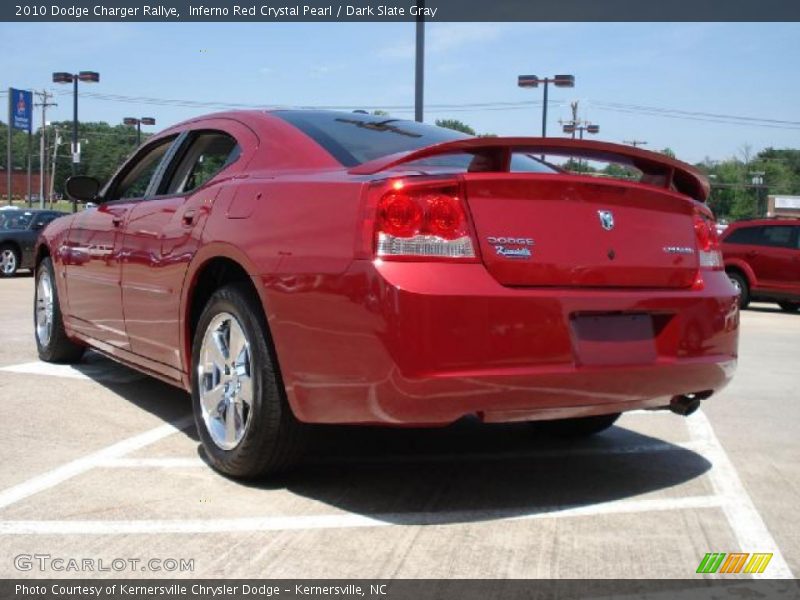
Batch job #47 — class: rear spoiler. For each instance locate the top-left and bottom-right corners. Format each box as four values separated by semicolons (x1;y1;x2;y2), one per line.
350;137;710;201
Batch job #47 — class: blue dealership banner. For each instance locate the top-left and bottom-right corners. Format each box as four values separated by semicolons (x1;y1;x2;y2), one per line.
9;88;33;132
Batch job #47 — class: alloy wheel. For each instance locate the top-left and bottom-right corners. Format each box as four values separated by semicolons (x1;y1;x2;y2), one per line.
197;312;254;450
35;268;54;347
1;249;16;275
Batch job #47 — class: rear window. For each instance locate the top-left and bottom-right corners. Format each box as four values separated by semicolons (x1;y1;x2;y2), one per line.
274;111;471;167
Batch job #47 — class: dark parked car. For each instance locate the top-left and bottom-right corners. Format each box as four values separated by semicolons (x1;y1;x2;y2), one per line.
721;218;800;311
1;209;67;276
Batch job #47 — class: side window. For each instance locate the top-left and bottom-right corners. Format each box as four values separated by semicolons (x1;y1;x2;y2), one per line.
725;226;761;245
760;225;795;248
796;227;800;250
31;213;58;230
107;137;176;201
160;132;239;196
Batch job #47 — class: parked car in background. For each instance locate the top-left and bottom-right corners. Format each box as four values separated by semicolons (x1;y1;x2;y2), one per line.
721;218;800;311
33;110;739;479
1;209;66;276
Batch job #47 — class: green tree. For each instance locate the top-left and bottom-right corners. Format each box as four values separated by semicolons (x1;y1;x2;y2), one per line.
435;119;476;135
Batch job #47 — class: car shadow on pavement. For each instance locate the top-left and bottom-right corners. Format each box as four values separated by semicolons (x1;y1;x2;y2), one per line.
235;417;712;526
71;351;198;441
71;353;712;526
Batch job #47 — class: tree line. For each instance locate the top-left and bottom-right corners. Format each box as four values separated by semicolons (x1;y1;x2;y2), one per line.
2;117;798;221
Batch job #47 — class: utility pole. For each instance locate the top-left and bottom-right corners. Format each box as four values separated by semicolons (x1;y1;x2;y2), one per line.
414;0;425;122
623;139;648;148
559;101;581;139
50;127;61;207
34;90;57;209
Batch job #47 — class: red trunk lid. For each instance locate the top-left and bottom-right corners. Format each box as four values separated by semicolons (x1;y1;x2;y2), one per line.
463;174;699;288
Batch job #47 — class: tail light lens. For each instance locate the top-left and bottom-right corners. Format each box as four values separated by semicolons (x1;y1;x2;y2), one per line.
373;181;476;260
694;212;723;270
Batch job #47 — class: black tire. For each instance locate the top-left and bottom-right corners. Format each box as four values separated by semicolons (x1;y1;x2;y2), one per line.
778;301;800;313
191;282;307;479
34;257;85;363
1;243;20;277
533;413;621;438
727;271;750;309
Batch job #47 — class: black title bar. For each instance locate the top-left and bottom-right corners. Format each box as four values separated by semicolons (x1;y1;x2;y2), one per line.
4;0;800;22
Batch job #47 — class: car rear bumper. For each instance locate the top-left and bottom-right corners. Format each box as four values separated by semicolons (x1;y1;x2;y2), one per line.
262;261;739;425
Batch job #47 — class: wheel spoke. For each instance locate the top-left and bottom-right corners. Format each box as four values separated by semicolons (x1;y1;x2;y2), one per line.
201;378;226;416
224;398;238;444
228;323;247;367
209;329;228;366
238;373;253;406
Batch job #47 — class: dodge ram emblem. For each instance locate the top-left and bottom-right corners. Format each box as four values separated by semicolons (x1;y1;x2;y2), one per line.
598;210;615;231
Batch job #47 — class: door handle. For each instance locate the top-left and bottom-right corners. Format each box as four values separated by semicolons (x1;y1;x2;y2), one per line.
111;216;123;227
182;210;197;226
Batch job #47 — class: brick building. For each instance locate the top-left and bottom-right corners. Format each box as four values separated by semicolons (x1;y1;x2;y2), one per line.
0;168;42;201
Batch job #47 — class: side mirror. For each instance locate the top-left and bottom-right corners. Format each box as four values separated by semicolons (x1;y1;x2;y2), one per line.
64;175;100;203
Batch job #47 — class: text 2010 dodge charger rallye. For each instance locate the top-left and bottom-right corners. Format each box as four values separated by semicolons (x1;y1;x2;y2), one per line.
34;110;739;478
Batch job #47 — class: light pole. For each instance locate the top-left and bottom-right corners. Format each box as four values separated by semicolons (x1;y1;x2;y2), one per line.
750;171;766;216
123;117;156;146
562;122;599;172
52;71;99;212
563;122;600;140
517;74;575;137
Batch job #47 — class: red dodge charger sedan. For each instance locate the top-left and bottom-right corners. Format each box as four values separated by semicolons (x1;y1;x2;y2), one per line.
34;110;739;478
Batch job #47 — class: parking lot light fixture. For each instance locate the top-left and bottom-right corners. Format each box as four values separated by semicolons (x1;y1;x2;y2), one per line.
52;70;100;212
518;73;575;137
123;117;157;146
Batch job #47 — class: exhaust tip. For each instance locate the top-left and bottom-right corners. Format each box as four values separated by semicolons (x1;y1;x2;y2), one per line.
669;391;712;416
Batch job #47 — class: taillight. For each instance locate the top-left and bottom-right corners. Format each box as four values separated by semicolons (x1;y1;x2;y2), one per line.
374;182;476;260
693;212;723;270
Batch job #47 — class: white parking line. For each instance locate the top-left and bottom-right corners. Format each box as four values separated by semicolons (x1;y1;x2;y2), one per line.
0;416;194;511
0;361;91;380
0;495;723;535
0;360;145;384
686;410;795;579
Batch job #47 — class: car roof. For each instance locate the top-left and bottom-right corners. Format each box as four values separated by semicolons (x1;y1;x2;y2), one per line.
727;218;800;228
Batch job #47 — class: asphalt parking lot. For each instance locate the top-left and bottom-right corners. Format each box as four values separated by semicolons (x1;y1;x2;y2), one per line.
0;273;797;579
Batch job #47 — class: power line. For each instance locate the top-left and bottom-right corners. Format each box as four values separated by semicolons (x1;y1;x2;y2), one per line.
5;89;798;131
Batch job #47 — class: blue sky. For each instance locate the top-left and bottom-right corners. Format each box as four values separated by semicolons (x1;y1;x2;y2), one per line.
1;22;798;163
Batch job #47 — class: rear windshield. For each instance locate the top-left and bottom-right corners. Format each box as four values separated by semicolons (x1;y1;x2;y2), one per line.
274;110;556;173
274;111;471;167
